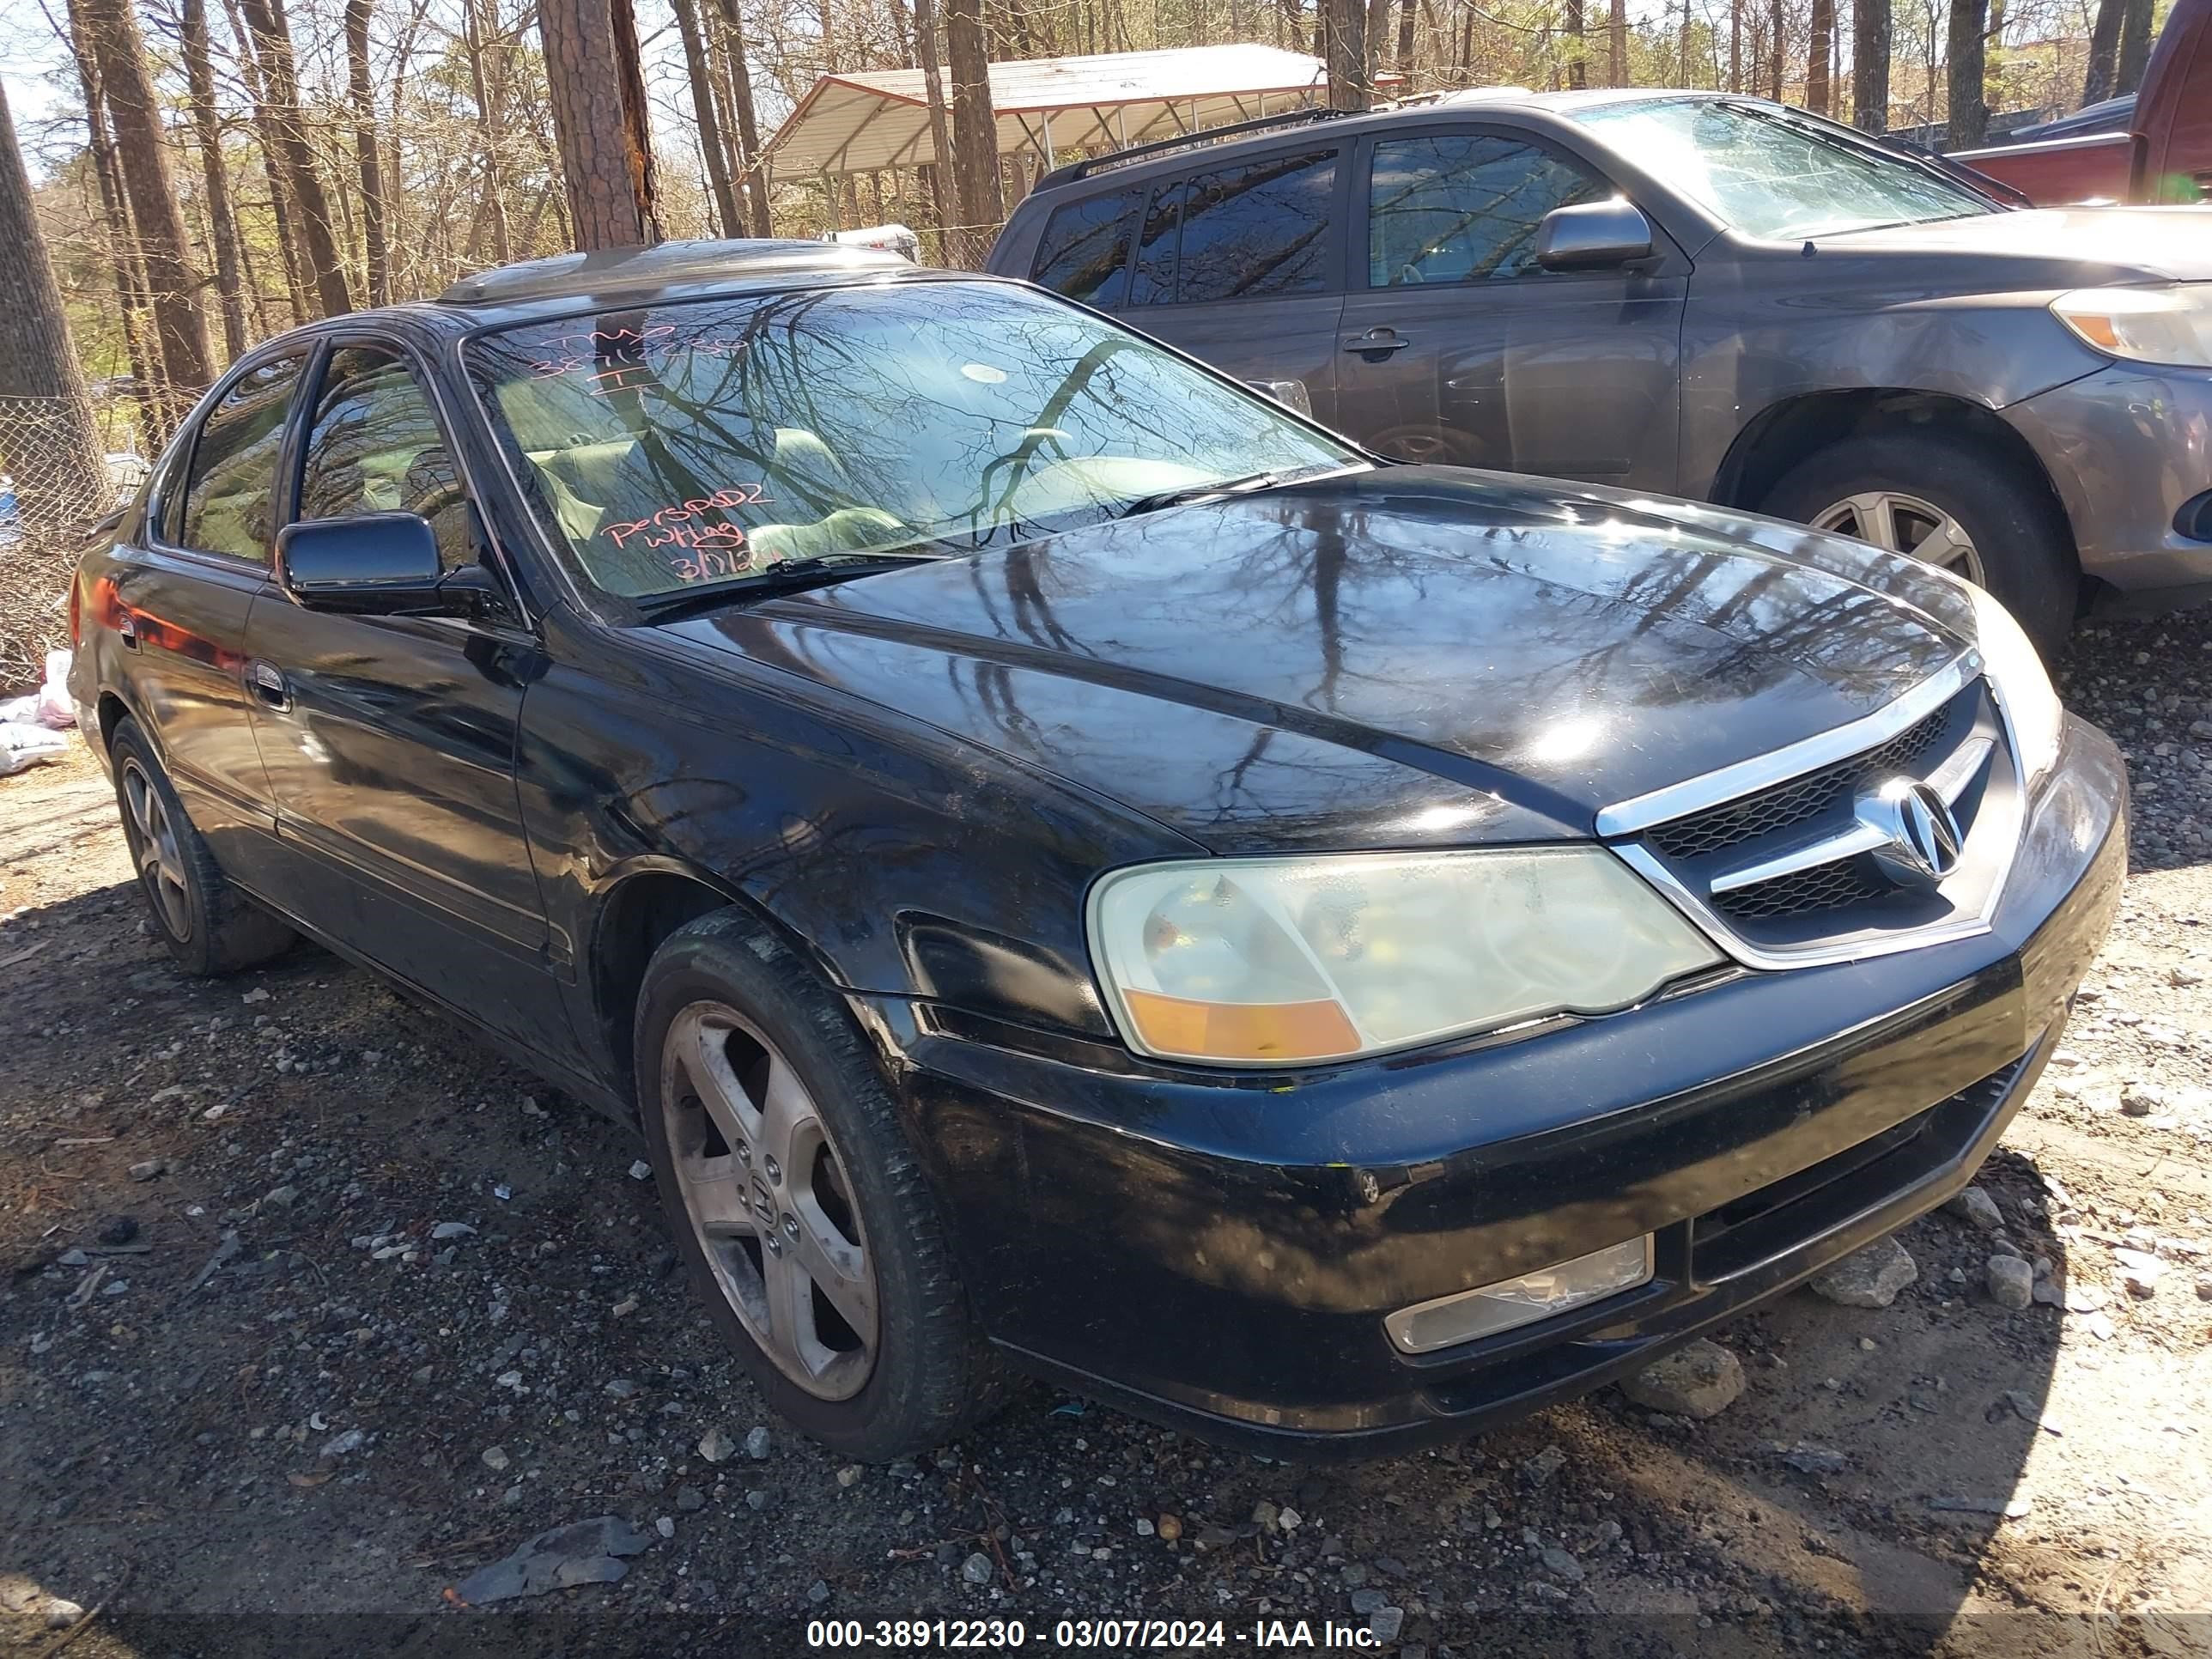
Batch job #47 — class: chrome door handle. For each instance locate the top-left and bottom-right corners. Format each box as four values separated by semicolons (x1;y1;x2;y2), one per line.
249;660;291;712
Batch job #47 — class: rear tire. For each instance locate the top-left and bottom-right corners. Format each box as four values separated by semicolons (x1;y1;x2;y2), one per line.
635;907;1006;1462
109;717;296;976
1759;430;2077;658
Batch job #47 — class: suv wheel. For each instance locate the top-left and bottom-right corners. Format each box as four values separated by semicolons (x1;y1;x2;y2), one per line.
634;908;1005;1461
109;717;296;975
1759;430;2076;657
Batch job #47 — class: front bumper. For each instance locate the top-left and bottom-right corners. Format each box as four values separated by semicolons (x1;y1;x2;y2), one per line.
858;717;2127;1456
2007;362;2212;597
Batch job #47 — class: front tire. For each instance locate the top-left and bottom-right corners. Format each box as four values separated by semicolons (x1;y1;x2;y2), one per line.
635;908;1005;1461
1759;430;2077;658
109;718;296;976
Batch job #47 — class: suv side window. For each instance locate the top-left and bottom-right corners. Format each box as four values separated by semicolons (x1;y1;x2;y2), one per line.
299;346;476;571
1129;149;1338;305
179;356;306;562
1030;189;1139;307
1368;133;1609;287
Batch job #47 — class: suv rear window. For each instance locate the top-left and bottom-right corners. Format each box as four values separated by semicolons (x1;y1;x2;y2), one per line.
1128;149;1338;306
1030;189;1139;307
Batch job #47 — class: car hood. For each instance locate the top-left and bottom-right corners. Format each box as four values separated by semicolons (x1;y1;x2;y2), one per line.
1814;206;2212;282
660;468;1976;854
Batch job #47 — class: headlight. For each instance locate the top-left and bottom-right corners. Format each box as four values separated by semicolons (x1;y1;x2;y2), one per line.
1086;848;1723;1066
2050;285;2212;368
1967;584;2063;793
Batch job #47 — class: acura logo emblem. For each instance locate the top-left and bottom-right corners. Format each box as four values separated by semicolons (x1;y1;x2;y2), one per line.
1856;777;1964;888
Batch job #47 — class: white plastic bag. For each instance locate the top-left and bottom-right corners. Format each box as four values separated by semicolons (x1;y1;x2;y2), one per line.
35;649;74;727
0;720;66;775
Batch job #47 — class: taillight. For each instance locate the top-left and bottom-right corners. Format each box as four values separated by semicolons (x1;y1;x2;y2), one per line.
68;576;82;646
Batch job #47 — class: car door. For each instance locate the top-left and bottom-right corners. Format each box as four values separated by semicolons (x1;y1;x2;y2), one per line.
1103;145;1350;426
240;339;570;1058
1333;126;1687;488
109;352;307;887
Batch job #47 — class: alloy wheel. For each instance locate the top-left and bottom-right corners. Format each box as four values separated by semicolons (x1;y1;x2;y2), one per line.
121;758;192;942
1809;490;1987;586
660;1001;878;1400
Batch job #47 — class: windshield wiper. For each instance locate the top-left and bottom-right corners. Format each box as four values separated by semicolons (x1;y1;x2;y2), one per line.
1121;468;1332;520
635;549;947;622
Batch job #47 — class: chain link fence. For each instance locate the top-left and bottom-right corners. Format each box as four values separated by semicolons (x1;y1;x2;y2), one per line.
0;395;149;690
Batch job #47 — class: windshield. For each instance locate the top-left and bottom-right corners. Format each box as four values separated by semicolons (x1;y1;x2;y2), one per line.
1570;99;1996;239
465;280;1355;600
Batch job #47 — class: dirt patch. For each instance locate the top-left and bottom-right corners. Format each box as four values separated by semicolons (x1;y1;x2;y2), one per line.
3;616;2209;1656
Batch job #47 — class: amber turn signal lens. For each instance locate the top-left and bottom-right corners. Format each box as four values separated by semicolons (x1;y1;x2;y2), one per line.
1121;989;1363;1063
2063;312;2122;349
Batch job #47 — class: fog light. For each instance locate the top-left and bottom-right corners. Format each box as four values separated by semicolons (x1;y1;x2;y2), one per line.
1384;1236;1655;1354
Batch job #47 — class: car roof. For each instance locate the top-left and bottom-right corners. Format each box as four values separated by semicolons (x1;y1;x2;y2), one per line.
231;240;977;354
1024;86;1729;195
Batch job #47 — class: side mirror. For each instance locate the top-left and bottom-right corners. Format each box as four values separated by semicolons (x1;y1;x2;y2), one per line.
277;513;455;616
1534;200;1656;271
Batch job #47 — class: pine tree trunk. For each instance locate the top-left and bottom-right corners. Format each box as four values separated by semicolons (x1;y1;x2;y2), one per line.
1609;0;1630;85
1729;0;1741;88
461;0;514;264
1364;0;1391;88
1851;0;1890;129
0;80;106;535
2081;0;2122;102
1565;0;1587;85
2114;0;2154;94
64;0;167;440
79;0;216;406
1806;0;1832;110
237;0;355;314
1946;0;1987;145
179;0;249;361
1395;0;1417;72
344;0;389;304
944;0;1002;264
219;0;311;325
1766;0;1784;95
540;0;661;248
912;0;957;252
1679;0;1695;82
1322;0;1370;107
709;0;771;235
673;0;741;234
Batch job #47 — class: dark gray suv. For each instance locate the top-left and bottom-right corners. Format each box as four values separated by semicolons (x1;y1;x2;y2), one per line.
987;89;2212;653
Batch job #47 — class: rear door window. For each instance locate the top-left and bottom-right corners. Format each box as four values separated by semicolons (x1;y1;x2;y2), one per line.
1030;189;1139;307
1130;149;1340;305
1367;132;1610;286
179;356;307;562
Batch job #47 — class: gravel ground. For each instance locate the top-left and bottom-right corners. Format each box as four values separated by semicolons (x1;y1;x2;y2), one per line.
3;613;2210;1658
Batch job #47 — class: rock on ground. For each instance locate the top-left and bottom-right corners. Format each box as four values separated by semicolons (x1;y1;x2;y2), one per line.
1619;1338;1744;1419
1946;1186;2004;1231
1810;1236;1917;1308
1986;1254;2035;1310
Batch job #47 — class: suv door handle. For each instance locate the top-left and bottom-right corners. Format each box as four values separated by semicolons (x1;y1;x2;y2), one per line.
1341;330;1412;355
249;660;291;712
117;611;137;650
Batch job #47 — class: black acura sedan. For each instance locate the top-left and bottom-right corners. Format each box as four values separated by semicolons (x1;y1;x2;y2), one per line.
70;240;2124;1461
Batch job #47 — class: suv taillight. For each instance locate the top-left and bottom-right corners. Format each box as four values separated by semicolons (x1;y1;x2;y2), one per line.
68;576;82;646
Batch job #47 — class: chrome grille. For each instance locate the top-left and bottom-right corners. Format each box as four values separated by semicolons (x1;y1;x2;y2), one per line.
1716;858;1887;920
1604;660;2024;966
1646;703;1954;860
